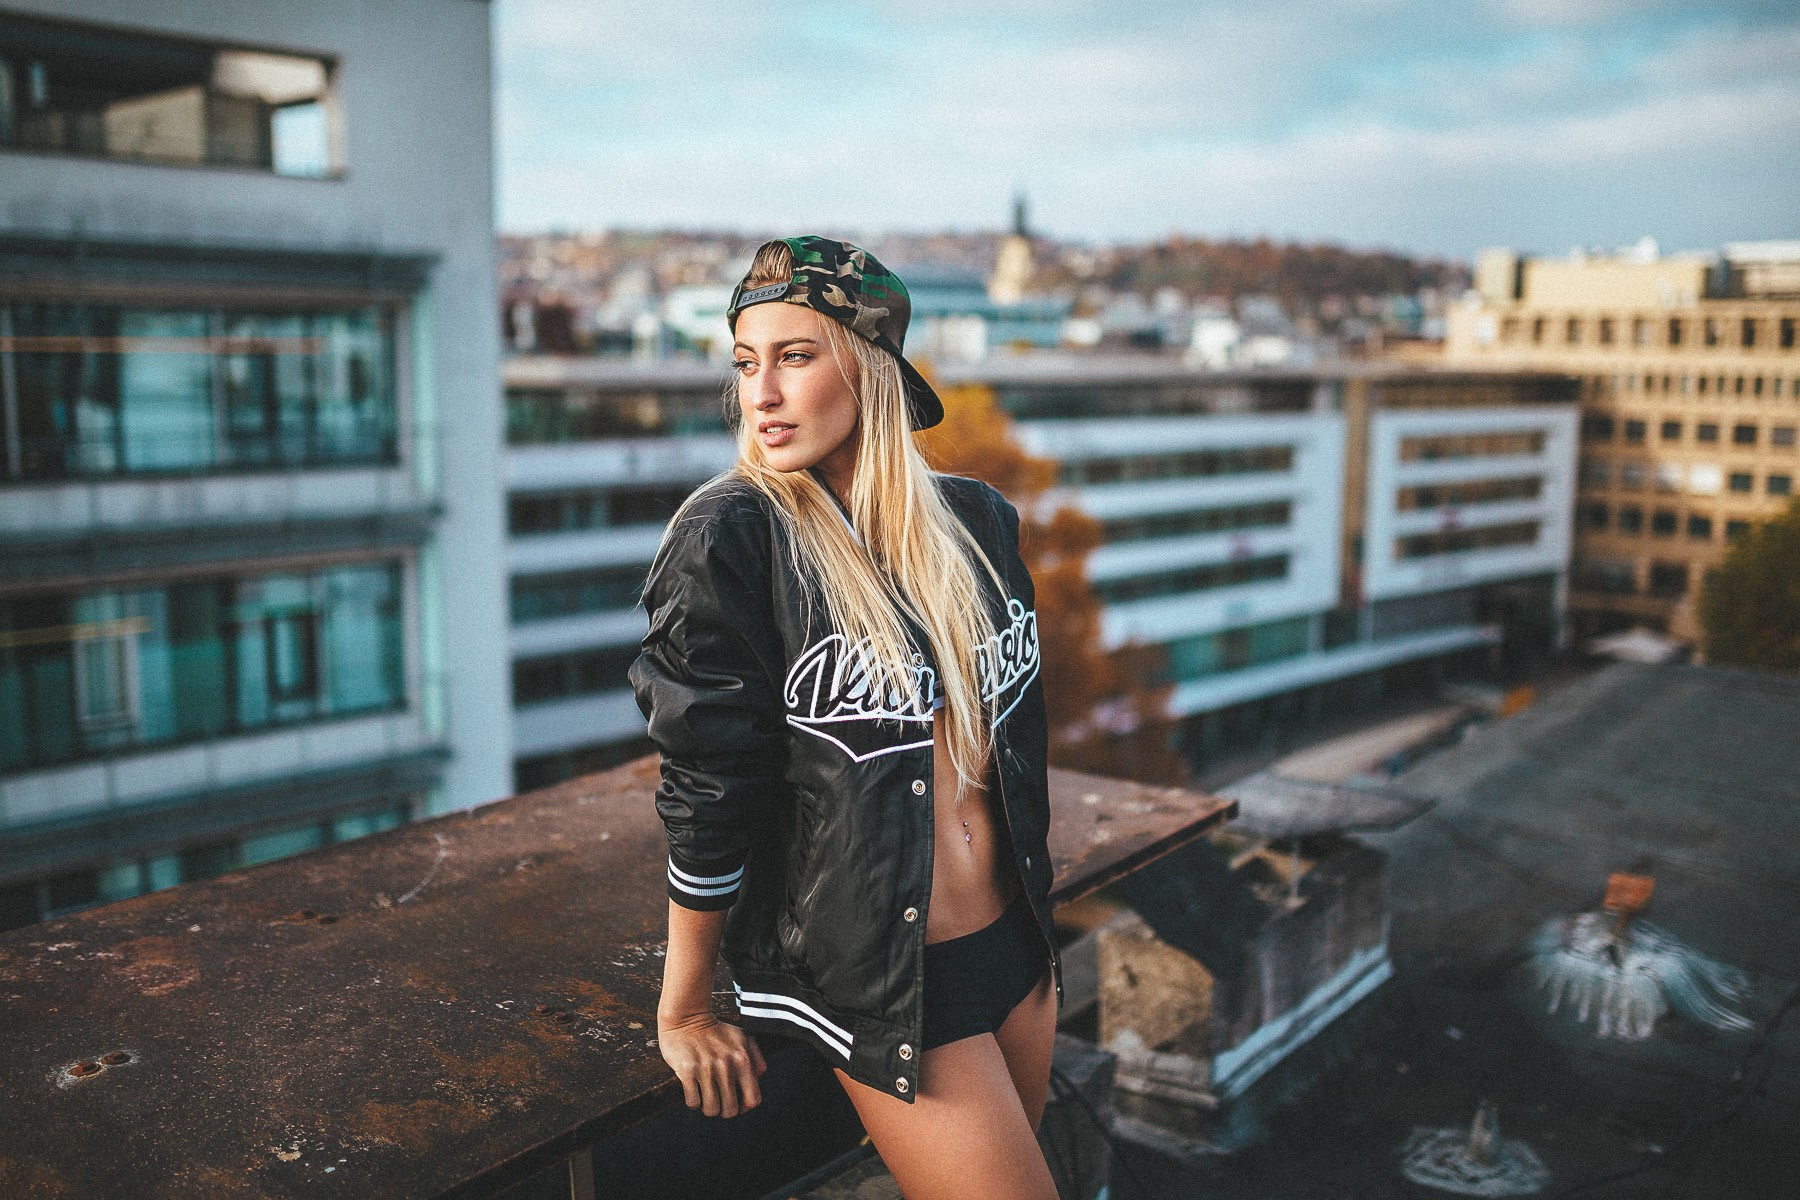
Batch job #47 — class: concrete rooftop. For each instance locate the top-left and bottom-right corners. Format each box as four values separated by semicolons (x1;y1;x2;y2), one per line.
1112;661;1800;1199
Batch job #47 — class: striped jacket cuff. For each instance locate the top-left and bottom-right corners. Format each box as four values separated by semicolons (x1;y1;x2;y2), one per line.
666;855;745;911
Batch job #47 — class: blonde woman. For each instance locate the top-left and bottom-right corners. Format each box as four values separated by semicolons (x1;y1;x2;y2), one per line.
629;236;1062;1198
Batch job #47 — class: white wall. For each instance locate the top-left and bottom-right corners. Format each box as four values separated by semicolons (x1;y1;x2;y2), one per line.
1016;413;1346;648
1363;406;1578;602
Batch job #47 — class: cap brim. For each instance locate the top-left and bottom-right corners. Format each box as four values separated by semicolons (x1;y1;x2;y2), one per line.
874;334;944;431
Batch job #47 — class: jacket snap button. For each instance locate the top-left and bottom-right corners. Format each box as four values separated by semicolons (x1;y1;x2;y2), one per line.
896;1076;909;1093
911;779;925;795
903;907;918;922
1025;856;1031;869
899;1043;913;1060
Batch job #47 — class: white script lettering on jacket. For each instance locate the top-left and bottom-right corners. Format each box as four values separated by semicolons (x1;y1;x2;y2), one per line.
783;598;1040;762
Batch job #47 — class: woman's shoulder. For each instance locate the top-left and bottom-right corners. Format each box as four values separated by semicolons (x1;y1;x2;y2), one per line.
931;471;1017;536
667;470;776;534
931;470;1008;513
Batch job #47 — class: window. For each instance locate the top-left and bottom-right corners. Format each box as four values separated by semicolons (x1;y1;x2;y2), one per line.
1734;376;1745;396
1619;462;1647;490
1565;317;1582;345
1668;317;1683;347
507;386;731;444
515;736;657;794
1726;520;1751;541
1581;414;1615;442
1581;502;1609;530
1598;317;1615;345
1616;505;1643;534
73;628;137;734
1754;376;1765;397
1395;521;1538;560
1164;615;1310;682
0;800;412;931
1696;422;1720;443
1651;509;1677;536
1782;318;1795;350
1771;474;1793;497
1704;318;1720;348
1623;419;1647;444
1399;431;1546;462
0;13;336;177
1733;424;1758;446
1574;557;1636;594
1396;477;1540;511
1647;562;1689;598
1090;554;1289;605
510;564;649;623
4;302;395;480
1686;514;1713;540
1059;445;1294;486
1531;316;1547;345
513;645;641;706
1579;458;1611;488
508;485;696;536
1743;318;1758;349
1632;318;1649;347
0;562;404;774
1101;500;1292;543
1772;426;1796;448
1729;472;1755;493
1660;420;1683;442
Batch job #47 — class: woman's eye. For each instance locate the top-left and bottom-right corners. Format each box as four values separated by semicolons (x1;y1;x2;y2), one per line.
782;351;812;364
732;359;754;373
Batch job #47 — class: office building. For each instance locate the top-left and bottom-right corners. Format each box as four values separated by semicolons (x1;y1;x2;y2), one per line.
502;352;1577;782
504;356;733;791
944;359;1579;762
1445;240;1800;641
0;2;508;929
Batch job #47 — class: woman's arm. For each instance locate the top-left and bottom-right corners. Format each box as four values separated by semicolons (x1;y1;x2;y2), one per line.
631;495;786;1117
657;902;767;1118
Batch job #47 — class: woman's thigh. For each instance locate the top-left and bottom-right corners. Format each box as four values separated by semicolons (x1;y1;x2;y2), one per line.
992;966;1059;1130
832;1034;1057;1200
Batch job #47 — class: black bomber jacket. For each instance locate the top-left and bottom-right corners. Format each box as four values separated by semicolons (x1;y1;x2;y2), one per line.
628;468;1061;1102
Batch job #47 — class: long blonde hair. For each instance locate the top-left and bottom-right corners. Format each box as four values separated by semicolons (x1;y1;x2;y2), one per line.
696;241;1008;798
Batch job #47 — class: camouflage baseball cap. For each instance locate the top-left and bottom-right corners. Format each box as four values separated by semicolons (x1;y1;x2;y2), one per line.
727;235;945;431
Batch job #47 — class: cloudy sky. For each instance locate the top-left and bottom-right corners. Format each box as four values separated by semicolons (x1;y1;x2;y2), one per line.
495;0;1800;258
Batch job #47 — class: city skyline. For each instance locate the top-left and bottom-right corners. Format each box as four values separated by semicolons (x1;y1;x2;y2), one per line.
496;0;1800;258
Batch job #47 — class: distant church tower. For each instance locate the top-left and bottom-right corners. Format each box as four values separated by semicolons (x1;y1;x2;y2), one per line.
988;192;1034;305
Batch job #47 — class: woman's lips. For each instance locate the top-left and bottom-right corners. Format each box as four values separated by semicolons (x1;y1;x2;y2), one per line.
760;424;796;447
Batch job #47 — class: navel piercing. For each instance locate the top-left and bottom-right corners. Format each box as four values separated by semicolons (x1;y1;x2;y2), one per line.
962;819;971;844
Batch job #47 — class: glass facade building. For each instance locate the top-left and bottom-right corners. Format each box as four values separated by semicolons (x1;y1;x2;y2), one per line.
1;561;404;773
2;302;396;479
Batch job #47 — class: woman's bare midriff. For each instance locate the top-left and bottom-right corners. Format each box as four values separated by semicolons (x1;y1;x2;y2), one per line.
924;705;1020;945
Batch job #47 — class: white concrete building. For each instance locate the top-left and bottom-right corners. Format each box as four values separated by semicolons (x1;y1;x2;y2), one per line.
0;1;508;929
497;353;1579;786
943;358;1579;765
502;356;733;791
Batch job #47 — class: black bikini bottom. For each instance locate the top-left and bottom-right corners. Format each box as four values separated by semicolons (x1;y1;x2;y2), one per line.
921;891;1049;1050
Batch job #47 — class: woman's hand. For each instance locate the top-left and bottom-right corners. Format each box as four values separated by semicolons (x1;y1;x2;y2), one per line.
657;1009;768;1117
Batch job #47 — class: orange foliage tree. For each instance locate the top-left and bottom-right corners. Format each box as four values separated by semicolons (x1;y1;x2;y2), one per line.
916;377;1188;785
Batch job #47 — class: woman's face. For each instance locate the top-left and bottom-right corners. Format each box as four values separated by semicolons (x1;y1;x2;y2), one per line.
732;302;860;489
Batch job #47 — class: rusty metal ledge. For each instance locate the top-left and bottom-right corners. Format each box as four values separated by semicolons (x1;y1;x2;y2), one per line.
0;755;1232;1199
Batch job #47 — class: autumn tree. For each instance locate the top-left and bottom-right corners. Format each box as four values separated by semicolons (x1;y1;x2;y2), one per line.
1699;496;1800;674
916;377;1189;785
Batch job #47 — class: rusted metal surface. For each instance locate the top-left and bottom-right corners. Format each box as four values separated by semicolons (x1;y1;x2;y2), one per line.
0;756;1231;1199
1045;765;1236;908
